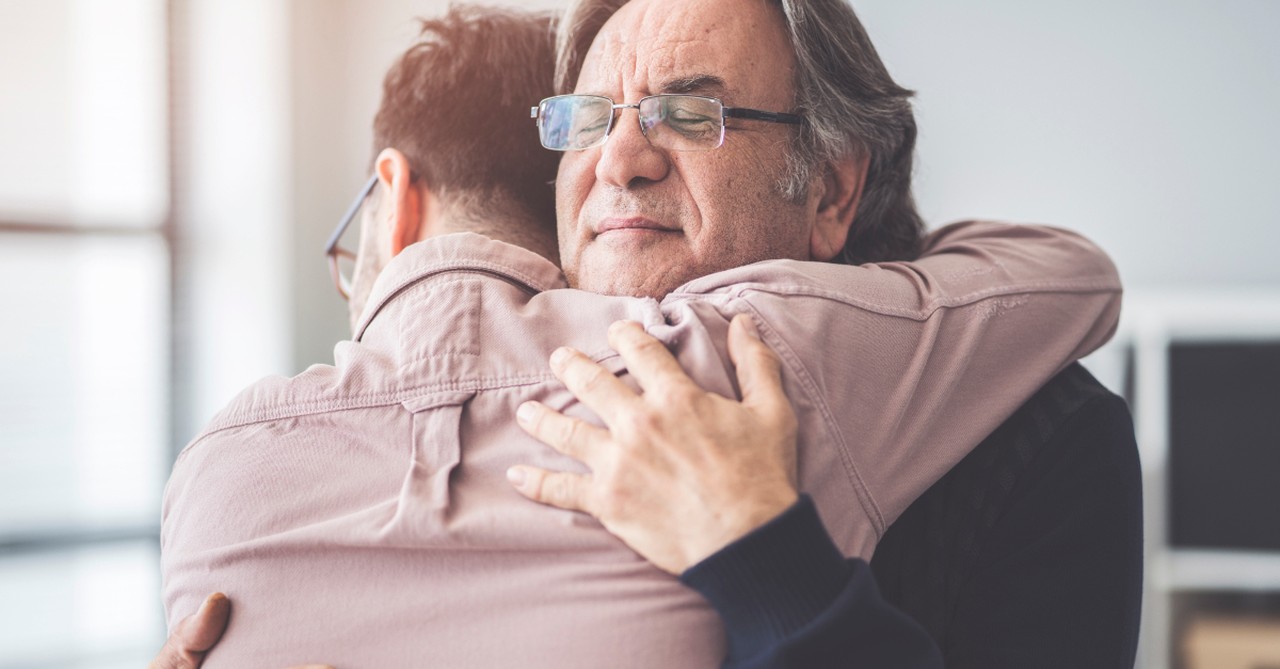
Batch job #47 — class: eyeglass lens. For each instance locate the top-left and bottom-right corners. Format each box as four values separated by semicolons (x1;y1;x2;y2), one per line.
639;96;725;150
537;95;726;152
538;95;609;150
331;247;356;299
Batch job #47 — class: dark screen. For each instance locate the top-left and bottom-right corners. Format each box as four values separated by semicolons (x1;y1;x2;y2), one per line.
1169;341;1280;551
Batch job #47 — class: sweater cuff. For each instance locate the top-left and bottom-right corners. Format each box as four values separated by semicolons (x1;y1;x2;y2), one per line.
680;495;852;658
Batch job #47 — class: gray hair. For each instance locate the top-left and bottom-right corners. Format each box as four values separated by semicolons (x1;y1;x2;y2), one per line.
555;0;925;264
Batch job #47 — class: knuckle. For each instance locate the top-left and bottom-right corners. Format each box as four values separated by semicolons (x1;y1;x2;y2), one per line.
578;364;612;395
753;344;781;369
527;470;550;502
567;418;587;447
546;475;576;507
660;382;699;407
611;320;645;344
595;483;629;519
556;415;580;446
632;335;665;357
619;406;662;438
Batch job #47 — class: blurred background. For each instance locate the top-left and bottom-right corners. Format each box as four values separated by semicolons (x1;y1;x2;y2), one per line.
0;0;1276;667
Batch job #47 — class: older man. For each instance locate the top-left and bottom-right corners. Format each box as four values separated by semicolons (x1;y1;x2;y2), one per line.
154;2;1135;668
517;1;1141;667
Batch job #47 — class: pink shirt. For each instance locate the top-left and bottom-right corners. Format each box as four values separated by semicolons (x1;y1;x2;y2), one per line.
162;221;1121;668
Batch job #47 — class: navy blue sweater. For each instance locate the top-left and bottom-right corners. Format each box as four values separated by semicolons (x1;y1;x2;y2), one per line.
682;364;1143;668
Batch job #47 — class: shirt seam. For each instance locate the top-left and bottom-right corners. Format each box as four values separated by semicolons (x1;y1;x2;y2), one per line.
184;374;555;456
182;348;628;465
355;261;550;341
733;297;887;539
668;277;1120;322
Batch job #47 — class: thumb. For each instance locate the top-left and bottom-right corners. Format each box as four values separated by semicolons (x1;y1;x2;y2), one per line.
728;314;799;486
180;593;231;652
728;314;786;413
148;593;229;669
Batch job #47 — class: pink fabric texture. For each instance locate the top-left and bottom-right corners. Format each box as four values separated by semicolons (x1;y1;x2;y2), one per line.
161;221;1121;668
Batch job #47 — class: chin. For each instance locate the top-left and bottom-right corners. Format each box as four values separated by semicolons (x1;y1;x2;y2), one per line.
572;273;671;300
571;253;689;300
587;280;658;299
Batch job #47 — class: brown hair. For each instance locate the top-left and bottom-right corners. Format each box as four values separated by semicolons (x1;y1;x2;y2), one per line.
373;4;559;230
555;0;924;265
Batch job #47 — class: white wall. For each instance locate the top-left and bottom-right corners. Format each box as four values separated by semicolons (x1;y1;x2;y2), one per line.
853;1;1280;290
176;0;294;433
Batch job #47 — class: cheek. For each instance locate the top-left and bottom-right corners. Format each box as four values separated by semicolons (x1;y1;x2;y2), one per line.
556;154;585;204
555;155;592;230
686;151;808;263
555;152;601;283
691;152;778;239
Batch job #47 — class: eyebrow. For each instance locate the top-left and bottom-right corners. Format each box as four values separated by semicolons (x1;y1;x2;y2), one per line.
658;74;728;96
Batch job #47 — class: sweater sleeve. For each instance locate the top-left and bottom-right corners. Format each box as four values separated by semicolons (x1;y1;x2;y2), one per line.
681;496;943;669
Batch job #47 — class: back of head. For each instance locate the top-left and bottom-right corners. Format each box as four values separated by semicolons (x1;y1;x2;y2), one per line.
555;0;925;265
374;4;559;240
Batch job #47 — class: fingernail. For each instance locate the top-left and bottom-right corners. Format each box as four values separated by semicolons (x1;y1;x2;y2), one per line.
506;467;527;488
550;347;573;368
738;315;760;339
198;593;222;616
516;402;537;425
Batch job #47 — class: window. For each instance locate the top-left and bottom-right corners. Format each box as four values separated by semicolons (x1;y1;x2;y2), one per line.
0;0;170;665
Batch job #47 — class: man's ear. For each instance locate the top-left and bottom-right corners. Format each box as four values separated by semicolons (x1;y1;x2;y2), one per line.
809;152;869;261
374;148;423;256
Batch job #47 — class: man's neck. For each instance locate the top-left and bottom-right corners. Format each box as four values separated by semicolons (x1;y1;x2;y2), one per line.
434;208;559;267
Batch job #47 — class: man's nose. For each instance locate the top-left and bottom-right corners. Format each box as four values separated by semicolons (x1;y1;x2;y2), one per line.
594;110;670;188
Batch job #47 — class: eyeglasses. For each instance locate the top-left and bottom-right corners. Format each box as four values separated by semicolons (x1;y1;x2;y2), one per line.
324;174;378;300
531;94;804;152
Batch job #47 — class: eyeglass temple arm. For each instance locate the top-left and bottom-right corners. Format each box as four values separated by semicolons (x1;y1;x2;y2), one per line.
723;108;805;125
325;174;380;254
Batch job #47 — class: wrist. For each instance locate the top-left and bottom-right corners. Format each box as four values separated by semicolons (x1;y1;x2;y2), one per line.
687;486;799;571
680;495;853;660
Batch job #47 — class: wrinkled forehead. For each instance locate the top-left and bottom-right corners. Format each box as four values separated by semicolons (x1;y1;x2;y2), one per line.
576;0;795;107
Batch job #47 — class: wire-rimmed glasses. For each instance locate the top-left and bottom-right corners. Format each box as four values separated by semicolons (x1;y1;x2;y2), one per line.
324;174;378;300
531;94;804;152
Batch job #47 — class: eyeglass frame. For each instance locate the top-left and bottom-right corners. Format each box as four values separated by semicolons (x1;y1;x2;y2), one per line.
531;93;805;152
324;174;378;300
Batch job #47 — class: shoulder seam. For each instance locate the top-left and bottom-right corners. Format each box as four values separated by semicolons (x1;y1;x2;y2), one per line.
670;278;1120;323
